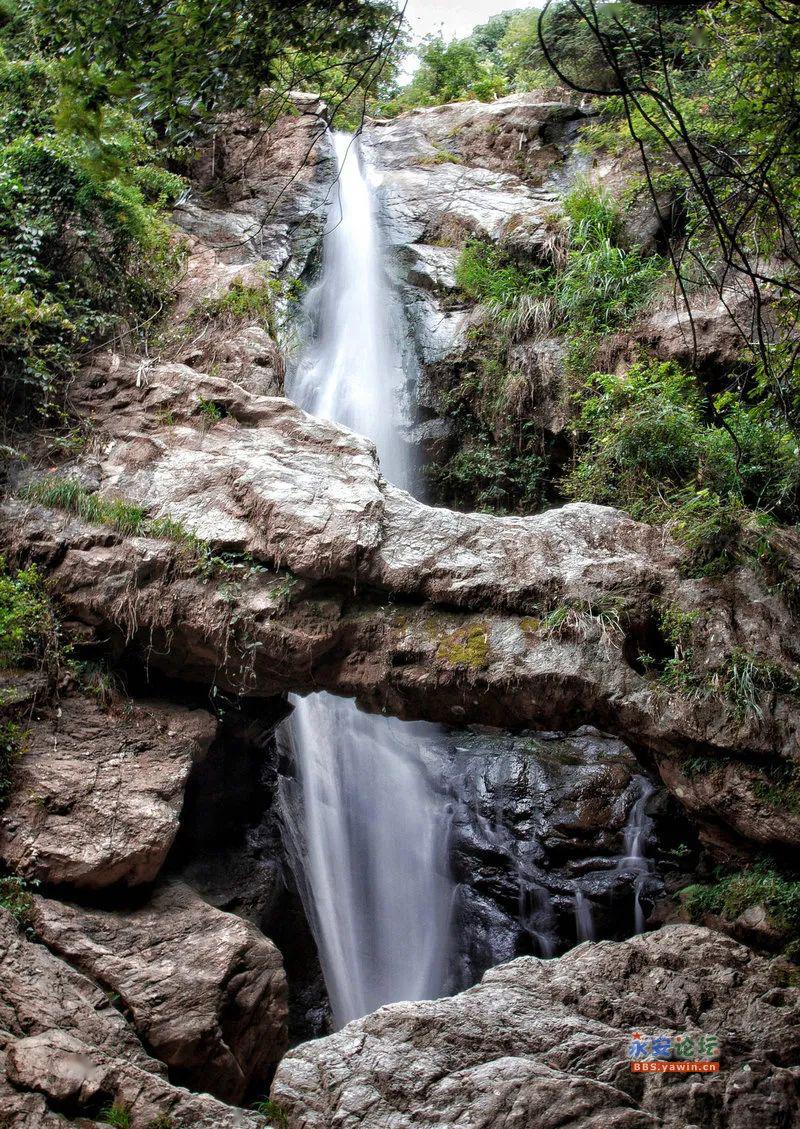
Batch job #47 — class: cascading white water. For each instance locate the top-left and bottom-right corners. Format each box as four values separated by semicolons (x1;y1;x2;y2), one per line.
574;887;595;942
278;694;452;1025
289;131;410;486
279;132;453;1027
616;776;655;934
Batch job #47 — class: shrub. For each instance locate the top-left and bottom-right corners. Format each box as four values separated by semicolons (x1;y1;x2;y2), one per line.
0;872;36;921
0;555;54;669
427;440;548;514
684;863;800;944
0;56;184;425
564;360;800;569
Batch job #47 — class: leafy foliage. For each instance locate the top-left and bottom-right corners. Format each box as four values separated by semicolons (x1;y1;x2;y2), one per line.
0;52;184;423
381;3;702;112
684;863;800;953
0;555;54;669
544;0;800;422
19;0;403;141
430;184;664;514
0;872;36;920
563;359;800;571
0;0;403;423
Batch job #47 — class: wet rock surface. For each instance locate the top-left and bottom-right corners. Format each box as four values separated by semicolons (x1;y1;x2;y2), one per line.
440;726;681;988
271;925;800;1128
0;692;216;889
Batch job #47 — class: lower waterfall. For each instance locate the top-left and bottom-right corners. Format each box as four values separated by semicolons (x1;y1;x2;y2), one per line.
279;131;454;1027
278;693;452;1026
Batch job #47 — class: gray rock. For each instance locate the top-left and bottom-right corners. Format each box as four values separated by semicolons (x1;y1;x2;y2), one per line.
0;906;269;1125
3;354;798;782
271;925;800;1128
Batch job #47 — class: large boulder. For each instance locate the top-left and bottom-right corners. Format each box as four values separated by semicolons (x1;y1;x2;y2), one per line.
271;925;800;1128
0;693;216;889
0;907;267;1127
30;880;288;1103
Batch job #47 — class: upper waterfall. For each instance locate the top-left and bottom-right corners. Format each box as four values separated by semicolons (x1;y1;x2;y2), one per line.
288;131;412;488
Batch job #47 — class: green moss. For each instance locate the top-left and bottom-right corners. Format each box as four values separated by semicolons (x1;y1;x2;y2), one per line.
680;755;728;778
435;622;491;669
683;863;800;953
519;616;541;635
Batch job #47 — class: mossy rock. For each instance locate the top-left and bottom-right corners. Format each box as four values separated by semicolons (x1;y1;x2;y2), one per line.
435;622;491;669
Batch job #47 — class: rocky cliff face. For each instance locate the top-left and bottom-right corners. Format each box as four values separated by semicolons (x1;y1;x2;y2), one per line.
0;92;798;1129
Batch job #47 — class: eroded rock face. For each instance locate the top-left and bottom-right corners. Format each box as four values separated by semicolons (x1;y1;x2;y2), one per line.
4;354;798;785
271;925;800;1129
30;881;288;1103
0;693;216;889
441;726;675;985
0;908;266;1127
359;95;591;460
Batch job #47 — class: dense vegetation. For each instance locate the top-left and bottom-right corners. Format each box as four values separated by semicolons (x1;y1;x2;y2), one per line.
380;3;704;113
0;0;402;428
420;3;800;573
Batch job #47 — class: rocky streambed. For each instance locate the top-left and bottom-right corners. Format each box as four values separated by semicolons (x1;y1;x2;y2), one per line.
1;92;799;1127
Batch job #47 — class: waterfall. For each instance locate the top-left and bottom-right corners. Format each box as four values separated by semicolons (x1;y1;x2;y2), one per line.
278;132;453;1027
289;131;411;486
616;776;656;934
574;887;595;943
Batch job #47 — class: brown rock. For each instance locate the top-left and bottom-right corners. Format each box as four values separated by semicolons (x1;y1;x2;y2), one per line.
656;756;800;852
0;694;216;889
30;880;288;1103
0;907;267;1127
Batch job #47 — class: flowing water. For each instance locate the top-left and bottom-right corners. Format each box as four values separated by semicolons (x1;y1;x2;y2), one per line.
279;132;453;1027
616;776;656;934
289;131;411;486
574;887;596;943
